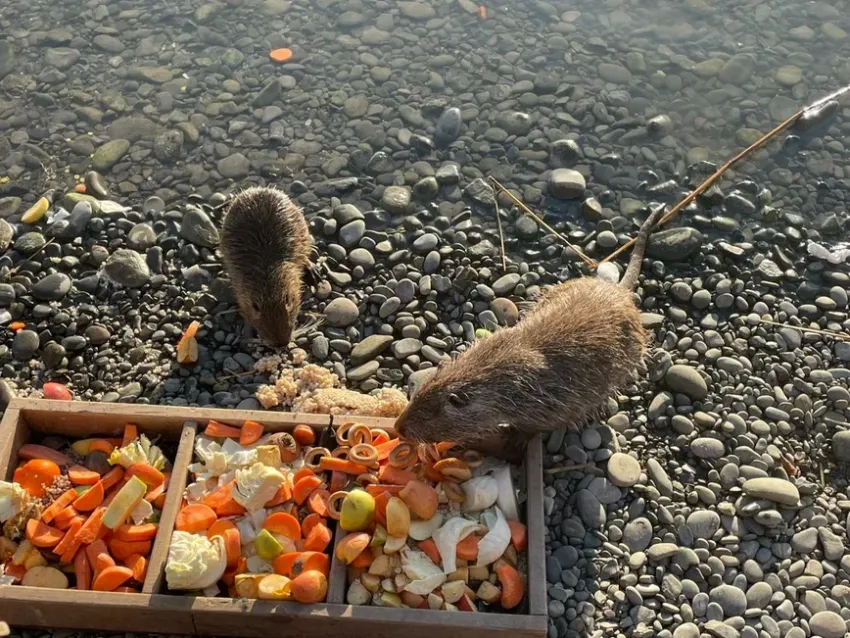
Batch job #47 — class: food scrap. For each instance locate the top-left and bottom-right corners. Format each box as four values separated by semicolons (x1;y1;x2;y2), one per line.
165;420;331;603
0;424;172;592
328;423;528;612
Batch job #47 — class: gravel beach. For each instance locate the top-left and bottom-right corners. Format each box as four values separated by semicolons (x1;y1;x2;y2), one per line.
2;0;850;636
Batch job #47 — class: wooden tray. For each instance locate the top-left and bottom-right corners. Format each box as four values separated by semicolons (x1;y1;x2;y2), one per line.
0;399;546;638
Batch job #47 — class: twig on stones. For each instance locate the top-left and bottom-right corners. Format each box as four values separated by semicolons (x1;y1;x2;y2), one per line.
601;81;850;265
488;176;597;268
758;318;850;342
216;370;257;382
544;462;592;475
493;194;507;272
11;238;56;274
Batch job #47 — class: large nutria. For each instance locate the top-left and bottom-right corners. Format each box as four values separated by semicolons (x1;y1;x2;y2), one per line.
394;205;665;460
220;186;313;347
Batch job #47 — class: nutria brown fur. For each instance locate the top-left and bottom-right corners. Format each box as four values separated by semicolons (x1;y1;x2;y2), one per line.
394;205;665;461
220;186;312;347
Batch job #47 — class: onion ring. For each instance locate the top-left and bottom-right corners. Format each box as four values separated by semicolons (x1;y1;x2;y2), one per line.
335;422;356;445
356;473;379;487
304;447;331;470
349;443;378;467
326;491;347;520
388;442;417;469
348;424;372;446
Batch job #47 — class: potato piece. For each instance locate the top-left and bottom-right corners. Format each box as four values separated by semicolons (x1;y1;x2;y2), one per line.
361;573;381;593
379;591;403;608
381;577;396;593
394;573;411;591
23;551;48;571
441;580;465;604
428;592;443;609
21;566;68;589
383;534;407;554
477;581;502;604
443;602;459;612
234;574;265;598
468;566;489;582
347;580;371;605
368;554;392;577
447;567;468;583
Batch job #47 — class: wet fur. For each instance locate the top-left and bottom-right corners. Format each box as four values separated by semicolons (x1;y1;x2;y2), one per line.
394;206;665;460
220;187;312;347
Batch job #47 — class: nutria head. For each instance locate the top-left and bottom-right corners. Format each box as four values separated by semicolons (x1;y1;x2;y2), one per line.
233;261;302;347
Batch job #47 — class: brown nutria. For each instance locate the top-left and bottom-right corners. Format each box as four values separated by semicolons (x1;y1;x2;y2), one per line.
220;186;313;347
394;205;665;461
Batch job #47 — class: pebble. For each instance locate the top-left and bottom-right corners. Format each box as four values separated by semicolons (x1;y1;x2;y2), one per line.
32;273;72;300
742;477;800;506
102;249;150;288
323;298;359;327
607;453;641;487
664;364;708;399
548;168;586;199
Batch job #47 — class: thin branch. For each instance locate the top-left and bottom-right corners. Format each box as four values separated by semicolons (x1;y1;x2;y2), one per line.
758;318;850;342
601;82;850;264
544;462;591;475
493;194;507;272
489;177;597;268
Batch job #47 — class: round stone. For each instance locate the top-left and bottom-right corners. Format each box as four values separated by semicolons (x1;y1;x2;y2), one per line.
548;168;586;199
709;584;747;617
664;364;708;399
691;437;725;459
607;453;641;487
32;273;72;300
323;298;359;327
686;510;720;539
12;330;39;360
809;611;847;638
102;249;150;288
833;430;850;462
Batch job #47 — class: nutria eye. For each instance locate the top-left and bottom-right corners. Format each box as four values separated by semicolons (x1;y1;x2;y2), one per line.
448;392;467;407
252;302;261;313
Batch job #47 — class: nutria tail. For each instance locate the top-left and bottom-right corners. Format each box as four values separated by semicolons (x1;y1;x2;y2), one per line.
620;204;665;291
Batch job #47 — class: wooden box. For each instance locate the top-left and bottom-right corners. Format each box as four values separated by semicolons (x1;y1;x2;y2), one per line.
0;399;546;638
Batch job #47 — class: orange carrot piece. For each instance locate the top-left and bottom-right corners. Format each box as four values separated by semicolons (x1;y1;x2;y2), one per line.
292;475;322;506
418;539;441;565
100;466;125;492
53;505;79;527
18;444;71;467
265;480;292;508
292;467;315;484
176;504;217;533
303;522;332;553
273;552;302;577
4;563;26;583
291;551;329;578
115;523;158;542
56;513;85;531
300;513;322;538
53;519;83;556
350;547;373;569
203;481;235;510
153;492;167;509
108;538;152;561
329;471;348;493
375;438;400;461
93;565;134;592
74;547;91;590
264;512;302;540
26;519;64;548
42;488;78;523
126;463;165;488
88;439;116;455
317;457;368;475
60;535;84;564
86;540;112;570
124;554;148;583
496;564;524;609
292;424;315;446
370;429;391;446
216;499;246;517
73;481;104;512
76;507;106;545
365;484;404;497
269;48;293;64
377;465;416;486
240;420;264;446
68;465;101;486
456;535;479;561
144;479;167;504
204;420;242;439
507;520;527;552
306;489;330;518
122;424;138;447
208;519;241;569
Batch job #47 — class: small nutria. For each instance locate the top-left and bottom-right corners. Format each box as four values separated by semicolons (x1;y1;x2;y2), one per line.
394;205;665;461
220;186;312;347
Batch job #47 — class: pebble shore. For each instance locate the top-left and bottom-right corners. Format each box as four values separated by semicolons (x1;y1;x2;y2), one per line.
2;0;850;637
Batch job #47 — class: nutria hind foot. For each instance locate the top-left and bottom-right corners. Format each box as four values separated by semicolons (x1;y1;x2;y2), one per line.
303;257;327;287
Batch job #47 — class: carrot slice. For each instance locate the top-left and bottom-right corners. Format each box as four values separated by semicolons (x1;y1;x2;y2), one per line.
507;520;527;552
265;480;292;508
208;520;241;569
456;535;479;561
53;519;83;556
26;519;64;548
303;522;331;553
73;481;104;511
126;463;165;488
292;475;322;506
114;523;158;542
317;457;368;475
373;491;391;529
68;465;101;486
74;547;91;590
122;424;138;447
240;420;264;446
301;513;322;538
176;504;217;533
496;564;524;609
272;552;301;577
292;424;315;446
56;513;86;531
375;438;400;461
108;538;152;561
418;539;441;565
216;498;246;517
93;565;134;592
292;467;315;485
329;471;348;493
377;464;416;486
100;466;125;492
364;484;404;497
18;444;71;467
203;481;235;510
263;512;301;540
350;547;373;569
88;439;116;455
307;489;331;518
86;540;113;574
204;420;242;439
76;507;106;545
291;551;329;578
53;506;79;528
124;554;148;583
144;480;167;504
370;429;391;446
14;459;61;497
42;488;78;523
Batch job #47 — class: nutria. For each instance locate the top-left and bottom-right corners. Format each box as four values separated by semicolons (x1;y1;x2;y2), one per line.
220;186;313;347
394;205;666;461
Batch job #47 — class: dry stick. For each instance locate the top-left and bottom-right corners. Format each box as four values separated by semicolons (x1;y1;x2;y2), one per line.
11;238;56;274
544;463;592;475
758;318;850;342
489;177;597;268
493;195;507;272
601;82;850;265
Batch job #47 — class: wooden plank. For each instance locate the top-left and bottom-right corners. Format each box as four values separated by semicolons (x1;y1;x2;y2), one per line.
326;521;348;604
144;420;197;594
0;589;196;634
191;598;547;638
525;434;546;617
0;406;26;482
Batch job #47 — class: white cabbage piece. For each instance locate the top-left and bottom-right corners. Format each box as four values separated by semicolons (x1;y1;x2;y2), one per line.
165;531;227;591
432;516;479;574
232;464;284;512
108;435;166;471
461;476;499;513
236;516;258;545
245;554;273;574
0;481;29;523
193;437;257;480
476;507;511;567
409;512;443;541
130;498;154;525
491;464;520;521
401;547;447;595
